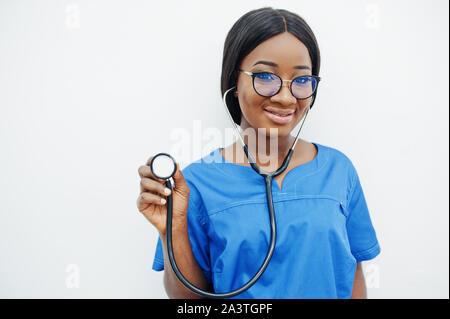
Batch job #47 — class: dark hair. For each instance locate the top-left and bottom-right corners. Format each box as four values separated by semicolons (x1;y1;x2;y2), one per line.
221;7;321;126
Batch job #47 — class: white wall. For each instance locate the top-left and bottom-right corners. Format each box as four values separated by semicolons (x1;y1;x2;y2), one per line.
0;0;448;298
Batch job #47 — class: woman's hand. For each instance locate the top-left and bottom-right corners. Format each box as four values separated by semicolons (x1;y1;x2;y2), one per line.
137;157;190;235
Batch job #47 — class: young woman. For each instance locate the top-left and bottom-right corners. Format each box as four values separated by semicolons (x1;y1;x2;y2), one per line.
137;7;380;299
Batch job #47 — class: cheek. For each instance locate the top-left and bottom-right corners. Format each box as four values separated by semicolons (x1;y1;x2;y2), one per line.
239;87;265;117
297;97;312;112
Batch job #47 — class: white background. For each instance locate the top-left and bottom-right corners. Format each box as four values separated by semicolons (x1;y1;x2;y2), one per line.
0;0;448;298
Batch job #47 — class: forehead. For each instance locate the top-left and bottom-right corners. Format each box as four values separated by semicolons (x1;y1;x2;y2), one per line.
241;32;311;69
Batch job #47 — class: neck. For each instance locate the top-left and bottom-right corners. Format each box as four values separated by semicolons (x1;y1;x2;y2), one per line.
240;125;296;170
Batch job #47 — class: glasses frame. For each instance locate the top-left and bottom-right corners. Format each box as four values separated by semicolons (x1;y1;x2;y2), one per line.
239;70;321;100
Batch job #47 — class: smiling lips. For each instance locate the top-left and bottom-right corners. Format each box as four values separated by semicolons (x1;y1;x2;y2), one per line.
263;107;296;125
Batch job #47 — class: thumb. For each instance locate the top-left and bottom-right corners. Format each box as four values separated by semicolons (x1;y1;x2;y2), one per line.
172;163;190;195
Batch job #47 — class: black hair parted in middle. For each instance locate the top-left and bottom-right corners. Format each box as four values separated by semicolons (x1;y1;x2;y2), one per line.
221;7;321;126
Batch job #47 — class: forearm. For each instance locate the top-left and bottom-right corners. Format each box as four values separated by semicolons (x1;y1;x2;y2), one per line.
350;262;367;299
159;221;211;299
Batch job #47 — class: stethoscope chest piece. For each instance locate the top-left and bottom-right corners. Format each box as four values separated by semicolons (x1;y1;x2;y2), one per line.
150;153;177;180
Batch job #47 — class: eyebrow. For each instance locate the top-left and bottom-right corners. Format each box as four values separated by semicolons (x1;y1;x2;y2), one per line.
252;60;311;70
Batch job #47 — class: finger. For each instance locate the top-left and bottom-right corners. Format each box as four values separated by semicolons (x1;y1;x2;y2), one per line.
171;163;189;195
138;164;166;183
140;177;171;196
138;192;166;206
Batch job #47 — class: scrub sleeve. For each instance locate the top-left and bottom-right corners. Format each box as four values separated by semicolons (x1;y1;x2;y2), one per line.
344;166;380;261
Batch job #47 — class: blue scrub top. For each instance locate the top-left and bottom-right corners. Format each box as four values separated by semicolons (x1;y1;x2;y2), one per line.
152;142;380;299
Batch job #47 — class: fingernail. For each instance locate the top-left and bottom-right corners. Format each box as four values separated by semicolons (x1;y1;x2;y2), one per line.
161;198;166;204
164;188;171;195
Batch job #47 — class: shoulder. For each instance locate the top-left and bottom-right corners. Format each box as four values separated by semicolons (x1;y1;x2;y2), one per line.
314;142;360;190
181;148;224;181
317;142;356;170
314;143;367;208
179;148;225;199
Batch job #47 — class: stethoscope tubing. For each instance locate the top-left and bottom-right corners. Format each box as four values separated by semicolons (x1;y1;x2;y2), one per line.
163;87;310;298
165;173;278;298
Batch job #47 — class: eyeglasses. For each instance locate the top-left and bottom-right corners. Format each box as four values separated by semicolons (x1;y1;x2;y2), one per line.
239;70;321;100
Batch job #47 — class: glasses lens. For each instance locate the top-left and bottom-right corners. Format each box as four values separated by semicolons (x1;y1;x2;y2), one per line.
253;72;281;97
291;76;317;99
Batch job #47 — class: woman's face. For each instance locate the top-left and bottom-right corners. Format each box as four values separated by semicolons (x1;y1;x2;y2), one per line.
235;32;314;139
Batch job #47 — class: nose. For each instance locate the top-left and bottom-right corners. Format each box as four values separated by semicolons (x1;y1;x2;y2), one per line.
270;81;297;105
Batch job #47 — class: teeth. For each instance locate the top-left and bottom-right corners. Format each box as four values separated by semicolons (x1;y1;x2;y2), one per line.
268;110;292;117
266;110;294;117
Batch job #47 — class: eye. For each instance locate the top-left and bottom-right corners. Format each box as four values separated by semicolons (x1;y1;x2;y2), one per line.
293;76;311;85
255;72;276;81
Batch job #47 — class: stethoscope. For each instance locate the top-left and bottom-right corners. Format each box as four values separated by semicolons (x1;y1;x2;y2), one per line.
150;86;312;298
